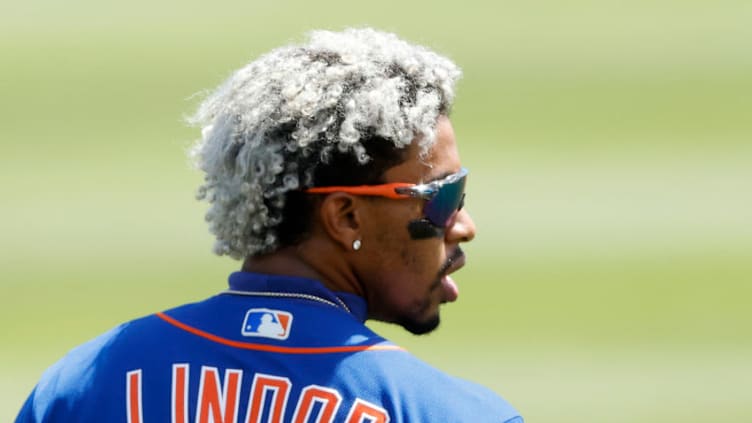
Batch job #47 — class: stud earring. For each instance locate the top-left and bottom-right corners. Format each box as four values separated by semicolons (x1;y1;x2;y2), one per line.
352;239;362;251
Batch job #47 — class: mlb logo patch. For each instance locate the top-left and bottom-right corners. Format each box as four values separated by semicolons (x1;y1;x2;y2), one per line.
241;308;293;340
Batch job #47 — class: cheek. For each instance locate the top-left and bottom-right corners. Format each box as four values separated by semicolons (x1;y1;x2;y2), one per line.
368;203;444;276
398;240;445;279
377;235;417;270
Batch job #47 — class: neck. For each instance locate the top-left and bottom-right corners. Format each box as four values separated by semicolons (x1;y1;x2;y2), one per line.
241;240;365;298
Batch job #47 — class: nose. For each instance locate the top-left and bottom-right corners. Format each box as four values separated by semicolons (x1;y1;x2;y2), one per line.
446;209;476;243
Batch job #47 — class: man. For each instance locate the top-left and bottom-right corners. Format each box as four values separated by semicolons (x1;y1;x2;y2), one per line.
17;28;523;422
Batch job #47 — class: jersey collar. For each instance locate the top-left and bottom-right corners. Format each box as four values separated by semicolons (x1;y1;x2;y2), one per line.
227;271;368;322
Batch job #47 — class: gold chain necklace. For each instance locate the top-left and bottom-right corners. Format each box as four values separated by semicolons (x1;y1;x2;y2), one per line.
222;289;351;314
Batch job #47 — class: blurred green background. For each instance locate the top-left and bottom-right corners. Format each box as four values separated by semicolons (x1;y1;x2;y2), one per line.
2;0;750;421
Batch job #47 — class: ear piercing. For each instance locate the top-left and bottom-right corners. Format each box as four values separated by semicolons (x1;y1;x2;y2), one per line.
352;239;362;251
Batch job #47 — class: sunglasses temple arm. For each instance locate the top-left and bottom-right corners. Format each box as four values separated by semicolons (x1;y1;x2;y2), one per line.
306;183;415;199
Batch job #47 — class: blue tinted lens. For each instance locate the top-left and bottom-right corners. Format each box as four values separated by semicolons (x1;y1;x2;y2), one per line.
424;173;466;227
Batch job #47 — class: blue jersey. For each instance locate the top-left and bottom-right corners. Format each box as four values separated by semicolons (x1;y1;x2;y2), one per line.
16;272;523;422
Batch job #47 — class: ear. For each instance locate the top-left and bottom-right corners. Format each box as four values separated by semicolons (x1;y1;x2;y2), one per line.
317;193;363;251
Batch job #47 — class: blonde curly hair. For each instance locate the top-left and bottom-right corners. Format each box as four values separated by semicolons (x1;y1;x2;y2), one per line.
189;28;462;259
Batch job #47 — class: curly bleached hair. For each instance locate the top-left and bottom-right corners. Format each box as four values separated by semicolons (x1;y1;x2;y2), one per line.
189;28;462;259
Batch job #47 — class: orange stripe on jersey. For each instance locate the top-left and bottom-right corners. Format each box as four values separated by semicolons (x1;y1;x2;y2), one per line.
156;312;405;354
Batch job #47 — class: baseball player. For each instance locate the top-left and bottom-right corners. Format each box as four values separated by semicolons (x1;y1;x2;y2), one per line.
16;28;524;422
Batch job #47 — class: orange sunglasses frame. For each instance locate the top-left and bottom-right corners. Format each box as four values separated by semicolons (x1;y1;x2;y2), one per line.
305;183;417;200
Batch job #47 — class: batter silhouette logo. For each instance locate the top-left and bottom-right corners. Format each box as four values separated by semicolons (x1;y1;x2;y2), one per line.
241;308;293;340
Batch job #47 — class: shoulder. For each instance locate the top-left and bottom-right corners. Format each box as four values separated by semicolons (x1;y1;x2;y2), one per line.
336;347;523;422
17;322;124;421
16;313;163;421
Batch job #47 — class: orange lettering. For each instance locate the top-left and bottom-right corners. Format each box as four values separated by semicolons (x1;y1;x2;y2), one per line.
172;364;189;423
126;369;143;423
345;399;389;423
245;374;292;423
196;366;243;423
292;385;342;423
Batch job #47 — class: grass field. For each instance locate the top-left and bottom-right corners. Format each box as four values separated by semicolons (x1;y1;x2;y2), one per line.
2;1;751;421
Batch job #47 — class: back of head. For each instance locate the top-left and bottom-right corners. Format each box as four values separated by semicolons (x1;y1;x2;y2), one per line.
190;28;462;259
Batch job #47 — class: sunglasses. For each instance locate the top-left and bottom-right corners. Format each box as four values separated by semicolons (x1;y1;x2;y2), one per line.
305;168;468;228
